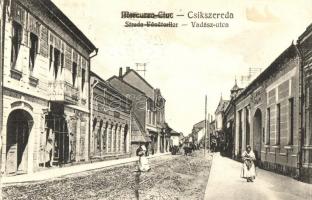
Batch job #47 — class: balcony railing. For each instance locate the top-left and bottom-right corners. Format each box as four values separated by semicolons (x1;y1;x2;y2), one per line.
49;81;79;104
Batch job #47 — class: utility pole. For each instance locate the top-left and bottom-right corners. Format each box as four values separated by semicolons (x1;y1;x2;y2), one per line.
204;95;207;156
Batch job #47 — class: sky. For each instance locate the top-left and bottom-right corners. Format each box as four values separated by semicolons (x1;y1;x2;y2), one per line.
52;0;312;135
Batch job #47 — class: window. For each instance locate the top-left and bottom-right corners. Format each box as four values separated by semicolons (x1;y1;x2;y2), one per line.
11;21;22;68
276;104;281;145
49;45;53;70
81;68;85;91
29;33;38;73
266;107;271;145
60;52;64;72
72;62;77;86
53;48;60;79
288;98;294;145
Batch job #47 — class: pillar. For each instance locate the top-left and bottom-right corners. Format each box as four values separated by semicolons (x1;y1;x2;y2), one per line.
157;133;160;153
235;111;240;156
126;128;130;153
120;126;124;153
111;124;115;153
106;124;110;153
84;117;90;161
242;108;246;152
248;107;254;149
99;124;103;156
76;117;81;161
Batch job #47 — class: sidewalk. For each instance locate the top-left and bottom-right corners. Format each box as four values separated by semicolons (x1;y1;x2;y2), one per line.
204;153;312;200
1;153;170;186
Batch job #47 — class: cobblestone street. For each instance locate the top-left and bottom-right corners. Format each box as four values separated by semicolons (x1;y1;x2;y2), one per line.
2;151;212;200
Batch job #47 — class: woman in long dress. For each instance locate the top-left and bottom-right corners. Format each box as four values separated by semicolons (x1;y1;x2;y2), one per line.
137;144;151;172
241;145;256;182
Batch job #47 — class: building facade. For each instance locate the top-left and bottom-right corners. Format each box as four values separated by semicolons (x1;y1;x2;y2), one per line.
298;25;312;183
109;67;168;155
1;0;97;175
192;120;205;147
222;80;242;157
234;44;301;179
0;0;5;173
108;72;150;156
90;72;131;161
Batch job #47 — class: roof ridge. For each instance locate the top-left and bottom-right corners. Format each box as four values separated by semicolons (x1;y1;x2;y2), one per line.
122;69;154;90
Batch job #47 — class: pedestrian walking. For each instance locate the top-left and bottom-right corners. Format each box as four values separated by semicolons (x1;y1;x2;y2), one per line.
137;144;151;172
241;145;256;182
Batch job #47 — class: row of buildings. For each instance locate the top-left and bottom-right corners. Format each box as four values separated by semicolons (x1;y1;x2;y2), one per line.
209;27;312;183
0;0;180;177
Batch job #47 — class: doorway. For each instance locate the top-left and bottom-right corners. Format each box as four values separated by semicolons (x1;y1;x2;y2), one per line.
253;109;262;161
6;109;33;175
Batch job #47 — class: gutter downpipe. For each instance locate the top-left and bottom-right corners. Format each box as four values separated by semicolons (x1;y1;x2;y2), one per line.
88;48;98;161
296;42;304;181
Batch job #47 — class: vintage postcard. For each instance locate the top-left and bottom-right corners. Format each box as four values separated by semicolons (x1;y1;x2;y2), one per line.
0;0;312;199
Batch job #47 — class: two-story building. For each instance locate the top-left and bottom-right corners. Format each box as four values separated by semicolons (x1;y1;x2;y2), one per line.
109;67;167;154
108;70;150;156
90;72;132;161
1;0;97;175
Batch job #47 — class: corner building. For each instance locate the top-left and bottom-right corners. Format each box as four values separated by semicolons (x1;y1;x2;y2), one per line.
1;0;97;175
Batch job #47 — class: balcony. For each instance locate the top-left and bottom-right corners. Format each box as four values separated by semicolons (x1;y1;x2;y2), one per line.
49;81;79;104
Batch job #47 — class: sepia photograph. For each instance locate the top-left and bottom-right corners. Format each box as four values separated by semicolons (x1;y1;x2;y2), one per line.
0;0;312;199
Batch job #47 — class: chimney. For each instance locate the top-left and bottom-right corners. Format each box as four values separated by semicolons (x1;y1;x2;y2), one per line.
119;67;123;77
126;66;130;72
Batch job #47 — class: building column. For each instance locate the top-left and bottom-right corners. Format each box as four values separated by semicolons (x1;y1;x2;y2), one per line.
248;107;254;149
120;126;124;153
111;124;115;153
235;111;240;156
27;114;38;174
84;118;90;161
157;133;160;153
115;125;119;153
242;108;246;152
126;127;130;153
106;124;110;153
99;125;103;156
76;117;81;162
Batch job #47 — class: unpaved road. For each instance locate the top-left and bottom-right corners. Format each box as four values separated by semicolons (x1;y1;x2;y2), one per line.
3;151;212;200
